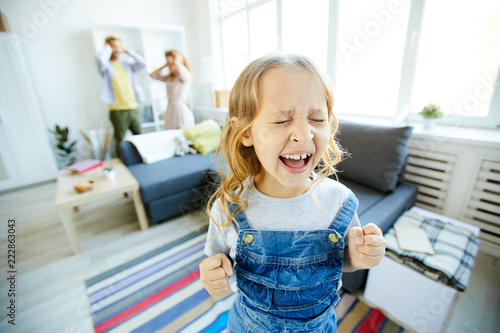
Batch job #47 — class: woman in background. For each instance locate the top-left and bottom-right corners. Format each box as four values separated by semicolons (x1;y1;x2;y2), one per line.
150;50;194;130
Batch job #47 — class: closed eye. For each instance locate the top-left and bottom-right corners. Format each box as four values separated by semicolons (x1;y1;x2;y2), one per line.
273;120;289;125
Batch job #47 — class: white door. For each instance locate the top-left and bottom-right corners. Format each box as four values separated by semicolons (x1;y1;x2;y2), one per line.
0;34;57;191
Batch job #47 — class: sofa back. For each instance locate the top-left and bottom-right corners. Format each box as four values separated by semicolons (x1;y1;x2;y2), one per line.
119;141;143;166
336;120;413;193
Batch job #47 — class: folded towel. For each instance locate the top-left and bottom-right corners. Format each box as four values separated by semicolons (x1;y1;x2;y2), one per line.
125;130;183;164
385;211;480;291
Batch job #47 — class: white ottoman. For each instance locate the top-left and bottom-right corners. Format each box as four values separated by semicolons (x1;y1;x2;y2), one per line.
363;207;480;333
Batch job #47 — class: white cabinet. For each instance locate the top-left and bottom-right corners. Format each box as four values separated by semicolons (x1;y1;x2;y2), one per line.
0;34;57;191
91;22;188;132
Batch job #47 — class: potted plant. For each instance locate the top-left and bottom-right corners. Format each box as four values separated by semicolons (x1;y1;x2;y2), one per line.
419;103;443;130
48;124;77;167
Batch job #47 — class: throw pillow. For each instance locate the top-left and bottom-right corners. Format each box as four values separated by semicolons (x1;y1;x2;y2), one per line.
183;119;222;155
336;120;413;193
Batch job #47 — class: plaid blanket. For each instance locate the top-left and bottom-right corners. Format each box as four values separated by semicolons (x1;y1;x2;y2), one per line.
385;211;480;291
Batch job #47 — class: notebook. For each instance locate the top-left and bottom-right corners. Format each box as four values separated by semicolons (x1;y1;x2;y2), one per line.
394;223;435;255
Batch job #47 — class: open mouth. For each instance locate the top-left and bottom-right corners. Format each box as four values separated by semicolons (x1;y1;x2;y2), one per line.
279;153;311;169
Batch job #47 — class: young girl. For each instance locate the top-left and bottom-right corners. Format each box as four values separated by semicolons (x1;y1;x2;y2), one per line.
150;49;194;130
200;53;386;332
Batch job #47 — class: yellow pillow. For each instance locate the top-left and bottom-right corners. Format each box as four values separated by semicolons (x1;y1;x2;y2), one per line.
183;119;222;155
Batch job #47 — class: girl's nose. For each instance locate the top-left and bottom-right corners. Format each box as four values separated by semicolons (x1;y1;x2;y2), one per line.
290;121;313;143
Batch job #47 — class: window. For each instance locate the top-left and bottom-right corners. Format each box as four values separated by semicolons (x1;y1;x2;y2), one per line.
213;0;500;128
249;1;277;60
335;0;411;117
410;0;500;123
218;0;328;85
282;0;329;72
220;0;278;87
221;10;249;87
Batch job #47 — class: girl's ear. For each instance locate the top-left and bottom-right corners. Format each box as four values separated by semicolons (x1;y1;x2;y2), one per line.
231;117;253;147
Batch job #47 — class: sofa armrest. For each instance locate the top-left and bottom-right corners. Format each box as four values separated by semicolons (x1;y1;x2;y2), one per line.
119;141;143;166
358;183;418;234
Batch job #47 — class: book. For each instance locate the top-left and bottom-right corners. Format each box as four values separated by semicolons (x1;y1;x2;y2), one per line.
66;159;103;173
394;223;435;255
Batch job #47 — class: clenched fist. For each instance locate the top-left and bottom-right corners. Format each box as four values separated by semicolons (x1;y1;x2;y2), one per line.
199;253;233;296
348;223;387;270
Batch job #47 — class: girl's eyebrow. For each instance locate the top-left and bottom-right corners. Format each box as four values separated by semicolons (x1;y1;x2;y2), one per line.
273;110;293;118
272;109;325;117
308;108;326;116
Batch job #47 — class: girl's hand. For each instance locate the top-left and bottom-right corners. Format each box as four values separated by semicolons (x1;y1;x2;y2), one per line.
347;223;387;269
199;253;233;296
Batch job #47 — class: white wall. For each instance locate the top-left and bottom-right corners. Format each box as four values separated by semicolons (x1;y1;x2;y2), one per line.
185;0;217;108
0;0;214;160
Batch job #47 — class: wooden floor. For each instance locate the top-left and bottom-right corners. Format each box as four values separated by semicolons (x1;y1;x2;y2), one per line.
0;181;499;332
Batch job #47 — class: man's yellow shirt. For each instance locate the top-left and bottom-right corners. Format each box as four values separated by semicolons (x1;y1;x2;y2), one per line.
109;61;138;111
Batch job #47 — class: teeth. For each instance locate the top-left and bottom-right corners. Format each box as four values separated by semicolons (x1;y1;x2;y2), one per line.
283;153;311;160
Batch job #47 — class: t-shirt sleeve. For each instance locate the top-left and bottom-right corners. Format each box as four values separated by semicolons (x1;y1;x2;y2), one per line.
204;199;231;257
344;212;361;248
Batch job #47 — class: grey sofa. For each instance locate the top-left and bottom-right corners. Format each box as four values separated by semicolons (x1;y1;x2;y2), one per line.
335;120;418;293
120;120;417;294
119;141;219;224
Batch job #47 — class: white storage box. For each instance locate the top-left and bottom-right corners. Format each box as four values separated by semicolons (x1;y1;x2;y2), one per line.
364;207;480;333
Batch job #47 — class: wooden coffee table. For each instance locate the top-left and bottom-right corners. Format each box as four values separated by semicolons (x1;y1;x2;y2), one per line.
55;158;149;254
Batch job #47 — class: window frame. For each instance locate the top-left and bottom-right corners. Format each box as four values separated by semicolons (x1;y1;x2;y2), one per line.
212;0;500;129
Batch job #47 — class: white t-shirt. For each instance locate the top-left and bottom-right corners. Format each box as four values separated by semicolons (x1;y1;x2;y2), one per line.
204;176;361;291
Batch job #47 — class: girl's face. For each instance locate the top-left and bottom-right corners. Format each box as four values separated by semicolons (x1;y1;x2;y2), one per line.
240;67;331;198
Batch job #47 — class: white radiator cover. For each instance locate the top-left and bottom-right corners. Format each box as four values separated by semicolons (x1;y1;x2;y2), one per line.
407;132;500;258
404;148;457;212
462;160;500;257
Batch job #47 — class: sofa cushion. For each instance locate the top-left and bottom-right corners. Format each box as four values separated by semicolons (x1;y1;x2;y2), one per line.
336;121;413;193
128;152;218;203
340;178;418;234
184;119;222;155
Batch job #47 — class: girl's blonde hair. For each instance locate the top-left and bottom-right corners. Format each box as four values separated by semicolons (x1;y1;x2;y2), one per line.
165;49;192;73
208;53;343;231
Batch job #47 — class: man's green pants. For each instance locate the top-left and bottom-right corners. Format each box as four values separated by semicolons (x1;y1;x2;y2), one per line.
109;109;142;158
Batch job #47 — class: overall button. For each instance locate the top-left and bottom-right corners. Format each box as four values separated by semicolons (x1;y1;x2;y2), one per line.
328;233;339;244
243;234;254;245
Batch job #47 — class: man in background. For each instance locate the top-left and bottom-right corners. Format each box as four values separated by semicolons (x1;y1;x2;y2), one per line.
96;36;145;157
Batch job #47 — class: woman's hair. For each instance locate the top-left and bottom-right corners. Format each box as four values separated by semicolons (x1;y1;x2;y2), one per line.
208;53;343;231
165;49;192;73
104;36;120;44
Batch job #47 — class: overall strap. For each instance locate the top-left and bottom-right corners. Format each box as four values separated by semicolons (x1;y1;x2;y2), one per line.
228;201;252;231
329;190;359;236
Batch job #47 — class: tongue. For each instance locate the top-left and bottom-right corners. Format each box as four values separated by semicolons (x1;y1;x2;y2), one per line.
281;157;306;168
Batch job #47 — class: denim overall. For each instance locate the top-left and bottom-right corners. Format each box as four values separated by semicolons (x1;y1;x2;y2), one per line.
227;192;358;332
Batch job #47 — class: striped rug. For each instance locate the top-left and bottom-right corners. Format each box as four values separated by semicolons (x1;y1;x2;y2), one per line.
85;228;408;333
